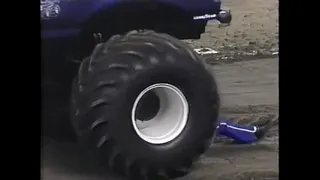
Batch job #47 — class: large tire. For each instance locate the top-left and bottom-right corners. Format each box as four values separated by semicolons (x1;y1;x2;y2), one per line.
71;30;220;179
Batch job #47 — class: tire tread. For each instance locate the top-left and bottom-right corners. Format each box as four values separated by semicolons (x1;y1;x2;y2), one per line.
71;30;219;179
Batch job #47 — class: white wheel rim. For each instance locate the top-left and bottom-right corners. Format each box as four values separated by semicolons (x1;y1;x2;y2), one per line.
131;83;189;144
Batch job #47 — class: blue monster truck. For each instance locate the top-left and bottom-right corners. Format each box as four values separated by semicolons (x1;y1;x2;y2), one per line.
41;0;231;179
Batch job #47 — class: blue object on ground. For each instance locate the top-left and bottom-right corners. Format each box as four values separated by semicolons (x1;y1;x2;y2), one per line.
216;119;258;144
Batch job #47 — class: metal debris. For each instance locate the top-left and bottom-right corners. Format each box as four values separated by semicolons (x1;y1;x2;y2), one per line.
194;48;219;55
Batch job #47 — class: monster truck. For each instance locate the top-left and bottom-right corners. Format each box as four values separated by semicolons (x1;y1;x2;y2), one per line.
41;0;231;179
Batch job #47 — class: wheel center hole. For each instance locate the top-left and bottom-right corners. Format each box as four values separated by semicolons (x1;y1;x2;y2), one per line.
135;91;160;121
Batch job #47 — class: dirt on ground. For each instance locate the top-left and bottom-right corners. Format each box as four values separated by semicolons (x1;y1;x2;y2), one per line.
186;0;279;62
179;58;279;180
42;58;279;180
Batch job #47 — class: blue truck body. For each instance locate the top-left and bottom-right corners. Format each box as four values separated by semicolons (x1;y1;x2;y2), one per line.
41;0;224;39
41;0;231;89
41;0;231;90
